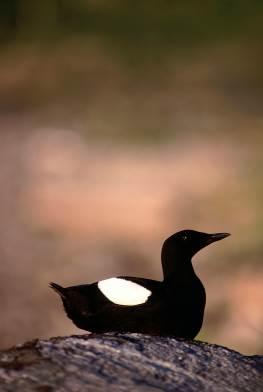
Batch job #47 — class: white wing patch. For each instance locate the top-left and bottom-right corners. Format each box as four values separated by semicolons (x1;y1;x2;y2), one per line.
97;278;152;306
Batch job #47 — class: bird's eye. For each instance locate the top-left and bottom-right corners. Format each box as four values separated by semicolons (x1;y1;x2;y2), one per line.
182;235;188;241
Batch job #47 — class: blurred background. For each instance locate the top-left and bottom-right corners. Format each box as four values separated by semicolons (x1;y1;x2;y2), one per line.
0;1;262;355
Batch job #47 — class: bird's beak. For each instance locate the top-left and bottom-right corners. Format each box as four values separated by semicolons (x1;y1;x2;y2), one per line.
208;232;231;243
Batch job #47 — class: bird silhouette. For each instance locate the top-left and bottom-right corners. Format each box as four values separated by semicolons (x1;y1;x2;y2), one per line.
50;229;230;339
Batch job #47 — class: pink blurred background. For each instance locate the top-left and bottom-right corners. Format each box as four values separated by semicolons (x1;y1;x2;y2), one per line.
0;2;262;354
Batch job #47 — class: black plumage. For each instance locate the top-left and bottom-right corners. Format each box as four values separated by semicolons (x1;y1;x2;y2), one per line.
50;230;230;339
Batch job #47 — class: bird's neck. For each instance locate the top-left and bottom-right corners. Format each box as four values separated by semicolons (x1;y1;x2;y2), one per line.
161;251;195;283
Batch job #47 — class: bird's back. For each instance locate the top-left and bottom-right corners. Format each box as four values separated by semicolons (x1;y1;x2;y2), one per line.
64;278;163;333
51;276;205;338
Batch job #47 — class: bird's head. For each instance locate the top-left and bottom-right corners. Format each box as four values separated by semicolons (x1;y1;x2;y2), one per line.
161;229;230;278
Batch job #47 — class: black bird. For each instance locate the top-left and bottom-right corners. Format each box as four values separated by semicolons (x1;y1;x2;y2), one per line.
50;230;230;339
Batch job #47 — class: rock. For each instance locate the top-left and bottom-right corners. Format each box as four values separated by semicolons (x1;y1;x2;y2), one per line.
0;333;262;391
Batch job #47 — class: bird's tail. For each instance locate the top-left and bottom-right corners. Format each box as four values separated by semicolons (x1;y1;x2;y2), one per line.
49;282;67;299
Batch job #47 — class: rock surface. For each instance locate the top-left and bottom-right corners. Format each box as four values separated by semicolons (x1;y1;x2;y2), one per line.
0;333;262;392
